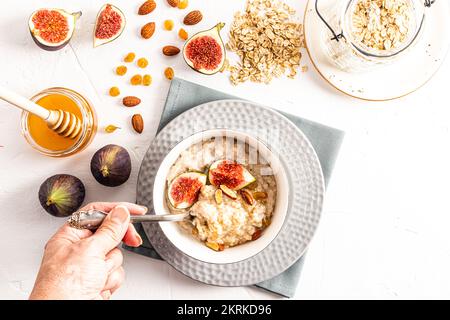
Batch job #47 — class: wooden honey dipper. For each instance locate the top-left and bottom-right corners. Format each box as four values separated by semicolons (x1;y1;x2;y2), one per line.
0;86;82;139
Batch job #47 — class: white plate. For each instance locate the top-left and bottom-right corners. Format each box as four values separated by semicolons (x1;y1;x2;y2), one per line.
137;100;325;286
304;0;450;101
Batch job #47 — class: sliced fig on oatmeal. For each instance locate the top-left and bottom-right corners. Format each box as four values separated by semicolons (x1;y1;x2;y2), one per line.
167;172;207;209
208;160;256;190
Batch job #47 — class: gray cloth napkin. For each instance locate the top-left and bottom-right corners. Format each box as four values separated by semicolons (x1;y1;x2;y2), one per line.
124;78;345;298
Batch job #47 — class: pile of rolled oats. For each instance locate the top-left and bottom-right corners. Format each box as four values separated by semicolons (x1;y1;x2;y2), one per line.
226;0;304;85
352;0;414;51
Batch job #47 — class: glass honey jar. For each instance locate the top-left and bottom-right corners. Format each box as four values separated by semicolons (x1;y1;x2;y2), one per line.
21;87;97;157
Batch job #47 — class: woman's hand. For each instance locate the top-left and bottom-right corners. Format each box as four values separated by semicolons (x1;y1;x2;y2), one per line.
29;202;146;300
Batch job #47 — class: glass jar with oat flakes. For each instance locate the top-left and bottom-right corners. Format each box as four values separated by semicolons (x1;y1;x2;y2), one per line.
316;0;435;72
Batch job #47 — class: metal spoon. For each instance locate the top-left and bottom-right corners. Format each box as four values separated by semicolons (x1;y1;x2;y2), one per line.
68;209;190;231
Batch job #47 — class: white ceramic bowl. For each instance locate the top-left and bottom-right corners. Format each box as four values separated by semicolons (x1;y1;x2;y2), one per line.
153;129;289;264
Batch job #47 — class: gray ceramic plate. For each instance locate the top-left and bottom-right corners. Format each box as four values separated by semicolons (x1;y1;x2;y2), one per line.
137;100;324;286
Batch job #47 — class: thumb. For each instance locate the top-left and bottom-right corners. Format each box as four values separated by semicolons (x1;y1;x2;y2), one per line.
92;206;130;255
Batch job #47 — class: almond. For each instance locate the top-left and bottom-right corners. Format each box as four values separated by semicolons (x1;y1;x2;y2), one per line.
220;185;238;200
162;45;180;56
167;0;180;7
139;0;156;15
214;189;223;205
251;229;262;241
141;22;156;39
240;189;255;205
123;96;141;107
132;114;144;134
183;10;203;25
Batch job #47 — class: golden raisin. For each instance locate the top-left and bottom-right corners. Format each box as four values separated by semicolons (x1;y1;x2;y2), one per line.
143;74;152;86
105;125;120;133
178;0;188;9
206;242;219;251
164;67;175;80
124;52;136;63
137;57;149;68
164;20;174;31
109;86;120;97
130;74;143;85
178;28;188;41
116;65;127;76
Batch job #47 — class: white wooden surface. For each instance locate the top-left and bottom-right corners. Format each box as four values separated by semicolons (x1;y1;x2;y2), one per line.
1;0;450;300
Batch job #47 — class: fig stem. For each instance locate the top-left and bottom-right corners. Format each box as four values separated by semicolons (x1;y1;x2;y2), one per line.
215;22;225;32
72;11;82;20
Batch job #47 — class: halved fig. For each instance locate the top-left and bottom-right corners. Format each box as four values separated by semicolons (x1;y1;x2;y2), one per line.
168;172;207;209
94;4;126;48
182;23;226;75
29;9;81;51
208;160;256;190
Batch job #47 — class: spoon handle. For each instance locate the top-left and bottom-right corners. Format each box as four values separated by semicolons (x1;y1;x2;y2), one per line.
0;85;50;120
68;209;189;231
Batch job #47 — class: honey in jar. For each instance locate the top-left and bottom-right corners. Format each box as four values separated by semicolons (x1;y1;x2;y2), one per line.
27;93;82;151
21;87;97;157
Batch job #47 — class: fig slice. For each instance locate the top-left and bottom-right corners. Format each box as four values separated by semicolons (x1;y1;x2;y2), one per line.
182;23;226;75
168;172;207;209
29;9;81;51
208;160;256;191
93;4;126;48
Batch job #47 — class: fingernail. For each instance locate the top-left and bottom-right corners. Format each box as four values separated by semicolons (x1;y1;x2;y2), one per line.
140;205;148;214
110;206;130;224
136;233;143;247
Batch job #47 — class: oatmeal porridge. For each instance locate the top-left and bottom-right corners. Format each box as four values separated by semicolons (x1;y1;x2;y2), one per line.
165;137;277;251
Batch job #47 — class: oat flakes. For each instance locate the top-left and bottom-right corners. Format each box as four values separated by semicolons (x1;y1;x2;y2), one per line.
226;0;304;85
351;0;414;51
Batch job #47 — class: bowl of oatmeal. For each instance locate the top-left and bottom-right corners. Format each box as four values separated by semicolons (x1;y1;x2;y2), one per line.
152;129;289;264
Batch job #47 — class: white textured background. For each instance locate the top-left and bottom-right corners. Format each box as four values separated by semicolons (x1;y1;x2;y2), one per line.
1;0;450;299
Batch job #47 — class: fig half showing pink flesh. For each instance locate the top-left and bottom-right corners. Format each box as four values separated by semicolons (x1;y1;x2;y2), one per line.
29;9;81;51
93;3;126;48
183;23;226;75
208;160;256;191
168;172;207;209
